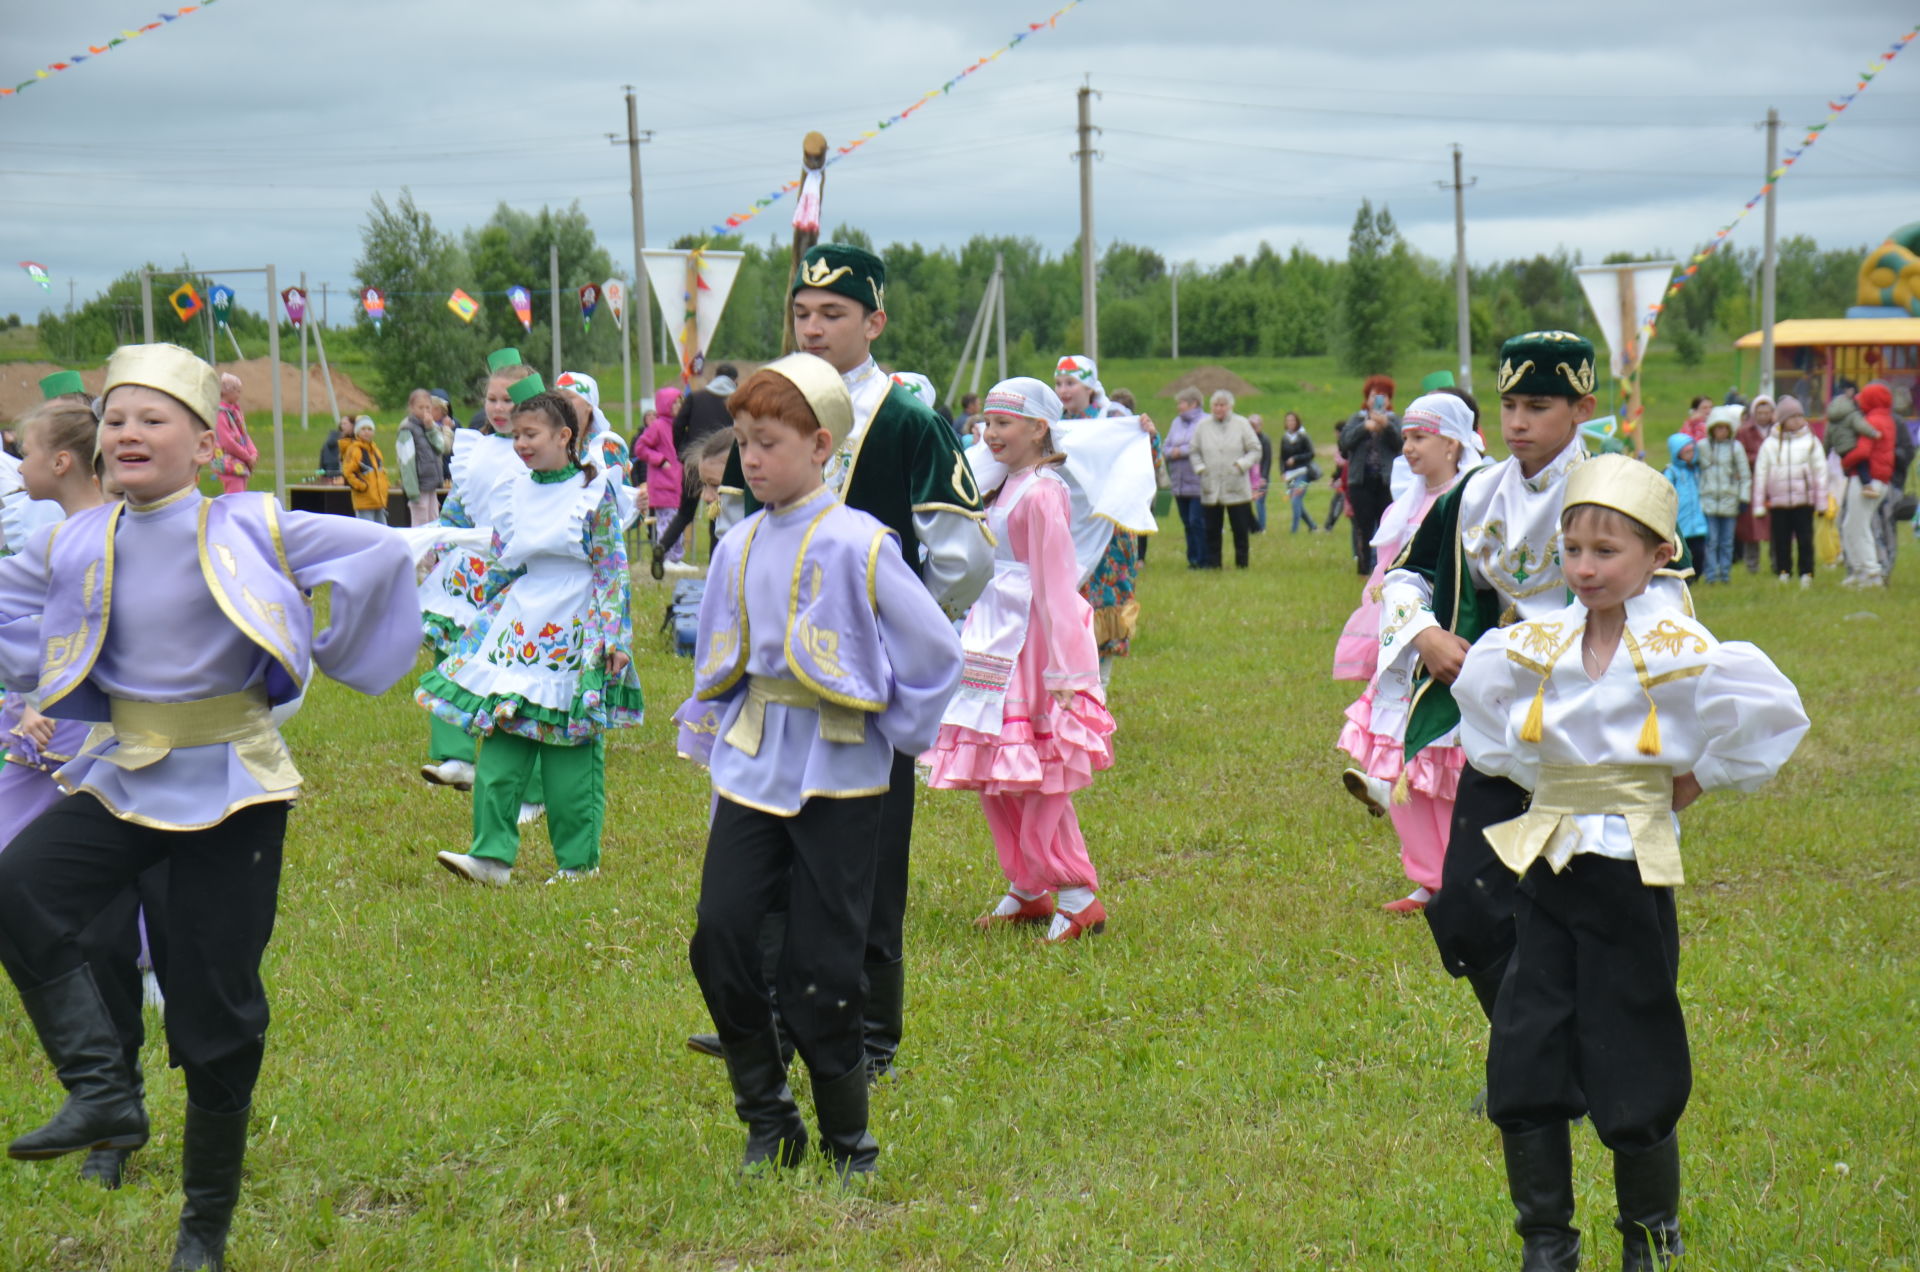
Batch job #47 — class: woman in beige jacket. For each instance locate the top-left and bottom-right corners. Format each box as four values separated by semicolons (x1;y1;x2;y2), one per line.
1189;389;1262;568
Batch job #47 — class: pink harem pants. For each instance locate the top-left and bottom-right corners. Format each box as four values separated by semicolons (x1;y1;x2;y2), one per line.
1389;790;1449;894
982;791;1098;896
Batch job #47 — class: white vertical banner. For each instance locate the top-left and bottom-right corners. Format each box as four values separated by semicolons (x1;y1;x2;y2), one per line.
1574;262;1680;377
640;249;744;374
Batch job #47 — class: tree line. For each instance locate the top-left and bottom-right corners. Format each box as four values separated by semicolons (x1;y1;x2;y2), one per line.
35;191;1868;406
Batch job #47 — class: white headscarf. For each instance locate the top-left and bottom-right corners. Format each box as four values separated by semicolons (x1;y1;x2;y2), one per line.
889;371;938;412
1371;392;1485;549
1055;354;1121;416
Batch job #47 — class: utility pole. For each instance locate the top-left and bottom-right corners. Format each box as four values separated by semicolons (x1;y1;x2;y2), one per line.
1170;267;1179;360
1074;82;1100;361
1758;107;1780;399
1440;144;1477;393
549;243;562;378
319;282;330;328
617;88;657;402
140;269;154;343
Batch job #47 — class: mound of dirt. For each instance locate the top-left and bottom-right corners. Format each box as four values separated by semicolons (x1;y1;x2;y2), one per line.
1;357;374;421
1157;365;1260;400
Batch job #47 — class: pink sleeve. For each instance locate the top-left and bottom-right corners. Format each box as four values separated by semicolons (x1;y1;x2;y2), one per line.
1010;475;1100;691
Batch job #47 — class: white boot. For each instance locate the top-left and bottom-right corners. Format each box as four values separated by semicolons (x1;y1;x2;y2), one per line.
1342;768;1393;818
421;759;476;790
436;852;512;886
518;803;546;826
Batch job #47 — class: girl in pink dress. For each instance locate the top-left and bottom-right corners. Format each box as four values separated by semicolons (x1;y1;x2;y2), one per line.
925;378;1117;943
1334;391;1485;912
212;374;258;496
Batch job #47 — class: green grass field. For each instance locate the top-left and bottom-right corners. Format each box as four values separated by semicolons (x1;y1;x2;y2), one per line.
0;506;1913;1270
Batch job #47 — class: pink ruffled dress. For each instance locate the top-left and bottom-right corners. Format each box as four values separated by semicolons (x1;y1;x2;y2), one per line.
925;467;1115;795
1334;481;1464;892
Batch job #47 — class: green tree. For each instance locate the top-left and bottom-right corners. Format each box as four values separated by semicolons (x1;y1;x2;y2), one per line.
1337;200;1403;375
353;190;484;405
462;203;620;381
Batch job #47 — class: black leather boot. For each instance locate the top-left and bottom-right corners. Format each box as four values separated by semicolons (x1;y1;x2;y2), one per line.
6;965;149;1160
168;1102;250;1272
78;1056;144;1189
722;1029;806;1172
863;959;904;1084
1614;1131;1682;1271
1503;1122;1581;1271
811;1063;878;1182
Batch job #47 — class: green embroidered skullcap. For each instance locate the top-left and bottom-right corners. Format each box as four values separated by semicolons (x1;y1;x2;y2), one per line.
791;243;887;312
487;347;524;374
40;369;85;400
1419;370;1456;393
507;372;547;405
1495;331;1598;398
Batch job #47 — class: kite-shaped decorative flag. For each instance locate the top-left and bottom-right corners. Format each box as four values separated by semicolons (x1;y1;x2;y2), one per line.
19;261;50;292
209;285;234;329
362;286;386;333
603;278;625;331
447;289;479;323
507;285;533;333
281;287;308;328
578;283;600;332
169;282;203;322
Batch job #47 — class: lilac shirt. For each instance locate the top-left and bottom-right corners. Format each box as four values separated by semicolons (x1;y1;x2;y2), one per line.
0;489;421;830
699;486;962;816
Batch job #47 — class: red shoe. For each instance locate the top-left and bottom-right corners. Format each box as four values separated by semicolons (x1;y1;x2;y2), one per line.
973;892;1055;931
1382;889;1431;915
1043;898;1108;943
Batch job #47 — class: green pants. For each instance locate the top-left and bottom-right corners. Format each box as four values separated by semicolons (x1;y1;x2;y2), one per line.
432;715;543;802
470;732;605;872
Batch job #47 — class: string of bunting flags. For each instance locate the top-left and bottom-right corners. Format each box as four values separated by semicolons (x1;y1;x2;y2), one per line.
706;0;1087;238
3;3;222;101
1627;20;1919;423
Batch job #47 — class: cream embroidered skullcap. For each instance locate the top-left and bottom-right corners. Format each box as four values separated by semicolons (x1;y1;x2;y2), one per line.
103;343;220;429
1563;453;1682;554
754;353;855;451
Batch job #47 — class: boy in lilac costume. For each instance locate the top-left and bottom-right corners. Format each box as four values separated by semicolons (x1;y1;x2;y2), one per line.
674;355;962;1178
0;343;420;1272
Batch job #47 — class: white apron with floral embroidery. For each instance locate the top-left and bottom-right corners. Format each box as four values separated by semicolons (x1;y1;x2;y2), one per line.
942;471;1044;737
441;471;607;716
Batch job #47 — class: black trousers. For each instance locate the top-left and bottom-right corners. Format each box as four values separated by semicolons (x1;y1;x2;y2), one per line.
0;795;285;1113
1769;504;1816;577
867;750;916;968
1347;481;1391;573
690;793;883;1082
1488;856;1689;1153
1200;502;1254;568
1425;764;1530;993
77;868;168;1074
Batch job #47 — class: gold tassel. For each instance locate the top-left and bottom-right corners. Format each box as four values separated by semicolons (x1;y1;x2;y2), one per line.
1392;769;1413;806
1519;680;1546;744
1636;692;1662;756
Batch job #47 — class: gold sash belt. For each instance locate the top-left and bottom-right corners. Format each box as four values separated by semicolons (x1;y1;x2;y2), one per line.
722;676;867;758
84;688;301;792
1483;763;1683;886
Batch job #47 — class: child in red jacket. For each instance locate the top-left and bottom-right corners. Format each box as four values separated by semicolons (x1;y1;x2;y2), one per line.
1840;384;1897;587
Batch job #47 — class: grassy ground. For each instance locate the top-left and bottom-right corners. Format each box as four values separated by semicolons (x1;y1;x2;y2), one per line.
0;507;1913;1270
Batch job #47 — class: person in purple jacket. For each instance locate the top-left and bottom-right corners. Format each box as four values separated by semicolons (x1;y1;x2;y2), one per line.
0;343;421;1272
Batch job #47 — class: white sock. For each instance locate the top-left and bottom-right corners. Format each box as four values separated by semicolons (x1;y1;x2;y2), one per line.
991;889;1039;917
1057;885;1096;915
1408;886;1433;903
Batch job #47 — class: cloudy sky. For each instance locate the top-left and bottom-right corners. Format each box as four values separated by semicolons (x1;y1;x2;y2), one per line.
4;0;1915;321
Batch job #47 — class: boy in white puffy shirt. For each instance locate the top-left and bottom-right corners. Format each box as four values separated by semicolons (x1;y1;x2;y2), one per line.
1454;454;1808;1272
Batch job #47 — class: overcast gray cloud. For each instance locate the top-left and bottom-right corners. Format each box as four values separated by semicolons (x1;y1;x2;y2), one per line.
3;0;1915;317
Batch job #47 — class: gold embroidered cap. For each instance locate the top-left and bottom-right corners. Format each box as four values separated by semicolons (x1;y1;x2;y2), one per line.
791;243;886;312
1495;330;1597;399
102;343;219;428
1562;453;1682;554
754;353;855;451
